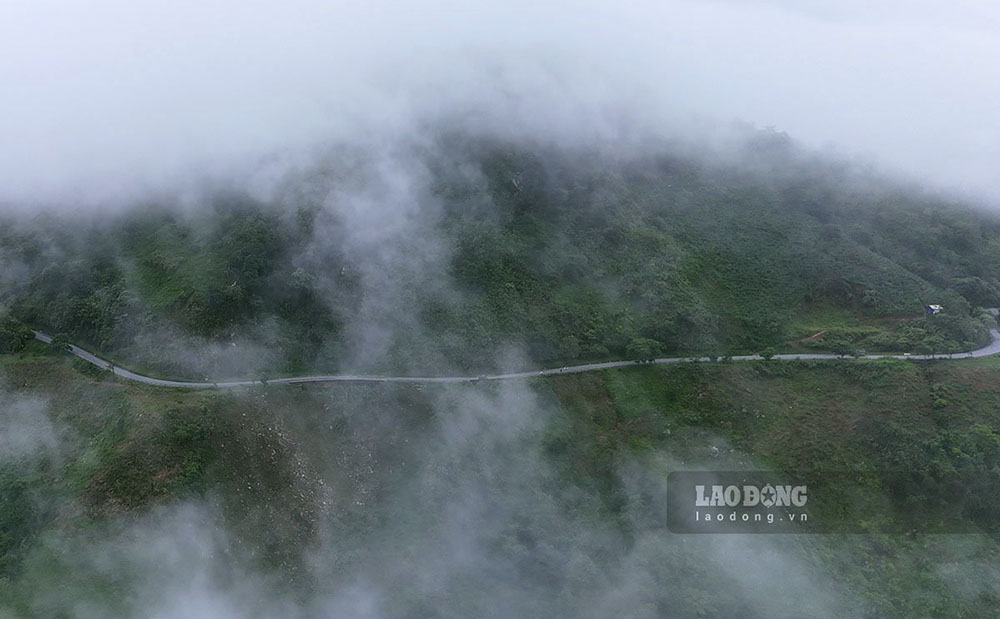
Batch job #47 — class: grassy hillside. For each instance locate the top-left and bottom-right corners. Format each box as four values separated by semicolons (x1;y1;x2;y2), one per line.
2;346;1000;617
2;133;998;378
4;132;1000;615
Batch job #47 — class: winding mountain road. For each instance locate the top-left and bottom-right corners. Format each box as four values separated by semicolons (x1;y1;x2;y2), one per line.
32;328;1000;390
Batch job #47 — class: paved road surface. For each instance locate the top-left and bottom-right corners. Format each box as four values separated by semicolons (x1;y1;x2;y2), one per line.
33;328;1000;390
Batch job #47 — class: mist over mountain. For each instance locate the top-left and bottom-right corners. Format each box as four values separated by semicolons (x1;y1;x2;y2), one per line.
3;0;1000;207
4;2;1000;618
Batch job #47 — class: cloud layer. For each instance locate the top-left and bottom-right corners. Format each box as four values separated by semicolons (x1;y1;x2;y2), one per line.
2;0;999;206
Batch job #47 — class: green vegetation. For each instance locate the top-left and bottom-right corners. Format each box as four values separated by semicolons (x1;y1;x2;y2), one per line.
2;134;999;377
0;315;32;354
3;134;1000;615
0;349;335;606
547;359;1000;617
3;348;1000;616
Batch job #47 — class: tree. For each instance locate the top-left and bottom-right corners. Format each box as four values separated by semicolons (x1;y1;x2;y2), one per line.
626;337;660;362
0;317;32;353
49;333;72;353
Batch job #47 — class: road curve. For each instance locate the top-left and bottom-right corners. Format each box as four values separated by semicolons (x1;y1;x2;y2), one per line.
32;328;1000;390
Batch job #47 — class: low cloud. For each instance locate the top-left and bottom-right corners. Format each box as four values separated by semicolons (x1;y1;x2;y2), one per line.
0;388;59;465
1;1;999;207
7;380;866;618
